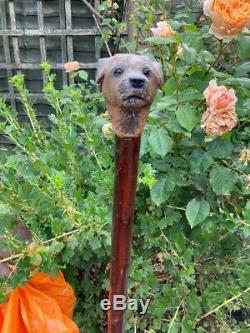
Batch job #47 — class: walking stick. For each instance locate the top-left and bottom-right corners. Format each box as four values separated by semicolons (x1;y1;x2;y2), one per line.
96;54;163;333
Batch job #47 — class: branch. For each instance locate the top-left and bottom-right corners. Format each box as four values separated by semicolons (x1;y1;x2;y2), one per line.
197;286;250;322
81;0;103;20
0;253;24;264
0;229;80;264
81;0;112;56
167;301;182;333
92;14;112;57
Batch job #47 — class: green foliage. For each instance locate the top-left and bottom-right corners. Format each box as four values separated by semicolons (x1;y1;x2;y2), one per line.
148;129;173;157
0;1;249;332
185;198;210;228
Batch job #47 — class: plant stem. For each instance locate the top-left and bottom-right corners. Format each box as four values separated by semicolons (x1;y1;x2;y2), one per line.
92;14;112;57
0;229;81;264
167;299;183;333
81;0;103;20
205;40;224;74
197;286;250;322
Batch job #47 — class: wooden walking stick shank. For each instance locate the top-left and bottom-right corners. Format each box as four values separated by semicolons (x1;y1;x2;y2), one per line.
109;136;140;332
96;54;163;333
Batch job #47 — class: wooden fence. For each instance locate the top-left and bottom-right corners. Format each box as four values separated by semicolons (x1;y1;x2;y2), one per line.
0;0;101;113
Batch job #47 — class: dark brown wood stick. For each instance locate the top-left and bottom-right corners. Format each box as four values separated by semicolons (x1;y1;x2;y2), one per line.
108;136;141;333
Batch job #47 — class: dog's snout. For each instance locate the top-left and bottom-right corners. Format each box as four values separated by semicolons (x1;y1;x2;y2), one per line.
129;77;145;89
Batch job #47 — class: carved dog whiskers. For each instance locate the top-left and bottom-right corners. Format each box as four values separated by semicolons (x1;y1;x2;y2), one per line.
96;54;163;138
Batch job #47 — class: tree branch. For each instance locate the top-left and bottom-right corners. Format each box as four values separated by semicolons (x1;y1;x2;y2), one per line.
92;14;112;57
81;0;103;20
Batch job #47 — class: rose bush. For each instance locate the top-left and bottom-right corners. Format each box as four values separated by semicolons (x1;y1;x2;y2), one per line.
0;1;249;332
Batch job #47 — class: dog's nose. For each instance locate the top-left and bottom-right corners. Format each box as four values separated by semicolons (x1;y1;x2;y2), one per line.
129;77;145;89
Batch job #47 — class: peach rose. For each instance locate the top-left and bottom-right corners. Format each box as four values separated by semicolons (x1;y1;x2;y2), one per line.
204;0;250;39
151;21;175;38
201;79;238;136
204;79;237;111
201;106;238;136
64;61;80;73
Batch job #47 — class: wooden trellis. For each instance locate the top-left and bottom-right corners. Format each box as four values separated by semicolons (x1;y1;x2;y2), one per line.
0;0;101;110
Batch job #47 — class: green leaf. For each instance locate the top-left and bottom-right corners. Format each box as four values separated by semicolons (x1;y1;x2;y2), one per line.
244;201;250;220
78;70;88;80
235;36;250;60
182;316;195;333
49;241;65;255
150;176;176;206
190;150;213;174
140;134;148;157
51;171;65;189
179;91;203;103
229;78;250;89
183;44;198;65
148;129;173;157
235;62;250;76
182;31;204;52
176;106;198;132
145;34;181;45
185;198;210;228
0;204;11;216
30;253;43;267
185;290;202;315
207;137;234;159
210;165;237;195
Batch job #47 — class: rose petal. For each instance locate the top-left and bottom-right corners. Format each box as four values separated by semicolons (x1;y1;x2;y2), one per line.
203;0;250;40
64;61;80;73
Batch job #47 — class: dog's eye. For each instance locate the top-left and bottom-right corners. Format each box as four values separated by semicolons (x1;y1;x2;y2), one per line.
113;67;124;77
143;67;151;77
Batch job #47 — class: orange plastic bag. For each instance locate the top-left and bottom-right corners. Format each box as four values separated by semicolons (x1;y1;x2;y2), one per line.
0;272;79;333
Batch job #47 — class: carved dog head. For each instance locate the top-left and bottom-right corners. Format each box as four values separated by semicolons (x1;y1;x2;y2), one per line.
97;54;163;137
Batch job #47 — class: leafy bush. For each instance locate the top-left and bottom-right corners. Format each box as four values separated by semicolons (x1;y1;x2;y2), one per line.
0;1;250;332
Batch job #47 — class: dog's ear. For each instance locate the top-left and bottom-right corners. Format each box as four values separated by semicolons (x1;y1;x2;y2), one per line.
96;58;110;90
152;62;164;88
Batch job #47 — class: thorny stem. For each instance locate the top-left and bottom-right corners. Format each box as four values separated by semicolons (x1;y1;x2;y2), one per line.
82;126;103;170
171;53;180;109
167;299;184;333
205;40;224;74
0;229;81;265
81;0;103;20
161;231;188;271
92;14;112;57
222;159;248;177
165;204;215;218
197;286;250;322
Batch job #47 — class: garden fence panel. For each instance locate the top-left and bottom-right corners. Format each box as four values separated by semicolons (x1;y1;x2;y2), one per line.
0;0;101;144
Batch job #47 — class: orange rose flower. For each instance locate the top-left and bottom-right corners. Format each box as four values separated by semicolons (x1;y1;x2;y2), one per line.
151;21;175;38
204;0;250;39
204;79;237;111
64;61;80;73
201;106;238;136
201;79;238;136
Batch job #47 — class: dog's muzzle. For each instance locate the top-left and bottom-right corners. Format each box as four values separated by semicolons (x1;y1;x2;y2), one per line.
119;76;150;108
